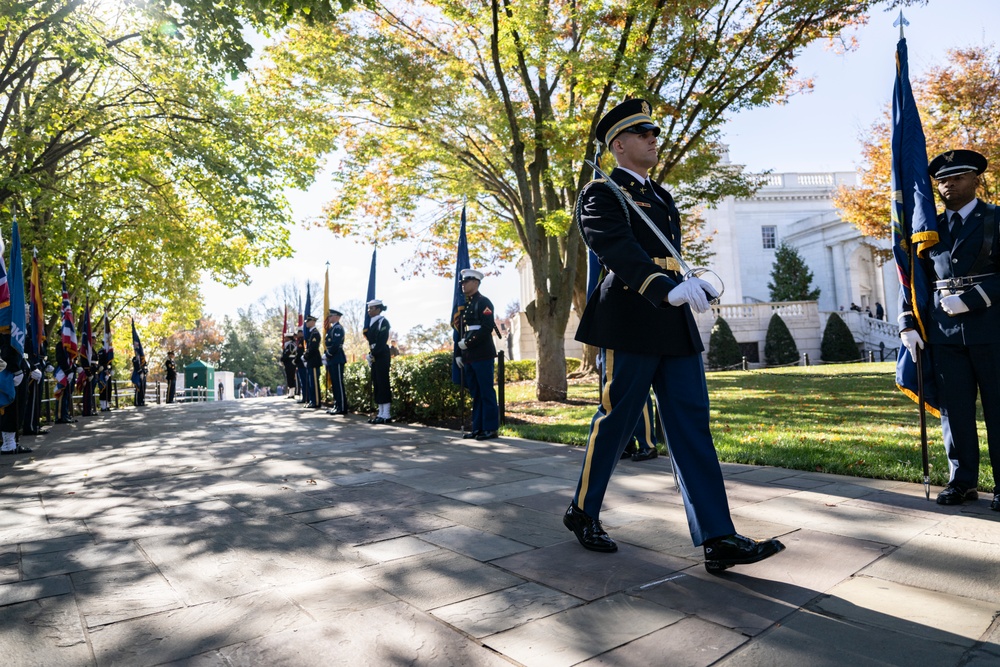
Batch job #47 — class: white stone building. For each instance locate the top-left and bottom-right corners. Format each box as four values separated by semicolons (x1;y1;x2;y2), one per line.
509;168;901;365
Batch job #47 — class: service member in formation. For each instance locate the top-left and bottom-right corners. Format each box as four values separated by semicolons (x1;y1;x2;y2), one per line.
280;332;297;399
97;345;112;412
164;351;177;403
131;354;146;407
900;149;1000;511
324;309;348;416
364;299;392;424
22;352;47;434
455;269;499;440
0;316;31;455
294;327;307;402
80;347;98;417
565;99;785;571
55;339;78;422
304;315;323;409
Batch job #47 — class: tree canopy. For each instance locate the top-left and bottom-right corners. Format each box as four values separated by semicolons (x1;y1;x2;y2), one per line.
267;0;916;399
768;242;820;302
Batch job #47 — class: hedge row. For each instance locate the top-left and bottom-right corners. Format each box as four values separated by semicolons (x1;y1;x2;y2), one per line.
342;352;582;420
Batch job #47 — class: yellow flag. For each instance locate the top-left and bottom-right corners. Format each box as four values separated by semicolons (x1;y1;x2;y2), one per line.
322;264;330;353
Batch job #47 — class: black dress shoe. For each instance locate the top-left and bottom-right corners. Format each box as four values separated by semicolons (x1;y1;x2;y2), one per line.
991;492;1000;511
54;418;73;424
475;430;499;440
367;416;377;424
462;430;481;439
0;445;33;455
631;448;659;462
703;534;785;573
936;485;978;505
563;503;617;552
372;417;391;425
620;446;638;460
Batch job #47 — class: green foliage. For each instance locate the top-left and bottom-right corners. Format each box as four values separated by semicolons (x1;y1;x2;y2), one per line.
344;352;464;421
565;358;582;375
503;360;537;382
218;308;284;389
707;317;741;369
764;314;800;366
821;313;861;362
768;243;821;302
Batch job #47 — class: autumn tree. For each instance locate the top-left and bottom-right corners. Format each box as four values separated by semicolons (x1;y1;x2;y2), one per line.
834;44;1000;240
768;242;820;301
268;0;913;400
2;1;338;338
160;318;226;370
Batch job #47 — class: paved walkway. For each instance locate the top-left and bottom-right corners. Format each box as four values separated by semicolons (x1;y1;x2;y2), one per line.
1;397;998;666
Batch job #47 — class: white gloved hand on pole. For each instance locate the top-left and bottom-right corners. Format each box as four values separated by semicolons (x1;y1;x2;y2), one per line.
900;328;924;363
457;339;468;351
30;368;42;382
667;277;712;313
455;357;464;369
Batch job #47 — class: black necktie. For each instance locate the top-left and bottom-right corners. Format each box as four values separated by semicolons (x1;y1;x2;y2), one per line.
951;212;963;240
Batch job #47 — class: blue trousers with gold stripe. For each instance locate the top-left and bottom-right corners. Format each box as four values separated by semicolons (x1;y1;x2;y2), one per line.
573;349;735;546
632;395;656;453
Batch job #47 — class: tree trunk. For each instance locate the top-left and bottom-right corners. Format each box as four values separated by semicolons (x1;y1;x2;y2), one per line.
526;300;569;401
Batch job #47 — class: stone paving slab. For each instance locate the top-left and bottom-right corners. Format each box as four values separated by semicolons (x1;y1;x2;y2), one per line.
3;397;1000;666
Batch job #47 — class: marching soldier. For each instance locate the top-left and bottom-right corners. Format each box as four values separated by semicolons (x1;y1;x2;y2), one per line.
280;333;296;398
324;309;348;415
164;351;177;403
565;99;785;572
900;149;1000;511
455;269;499;440
364;299;392;424
304;315;322;409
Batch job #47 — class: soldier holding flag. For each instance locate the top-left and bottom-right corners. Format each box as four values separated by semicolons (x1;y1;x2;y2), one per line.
23;249;47;435
0;221;32;454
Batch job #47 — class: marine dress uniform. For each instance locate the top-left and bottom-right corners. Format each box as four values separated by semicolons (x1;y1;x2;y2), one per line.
457;269;499;440
900;149;1000;510
324;310;348;415
565;99;784;571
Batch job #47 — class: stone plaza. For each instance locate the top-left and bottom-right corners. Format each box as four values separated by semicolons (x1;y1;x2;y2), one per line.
1;398;998;666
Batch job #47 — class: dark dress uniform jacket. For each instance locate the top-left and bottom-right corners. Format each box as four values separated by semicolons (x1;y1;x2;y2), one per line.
305;327;323;368
325;324;347;364
461;293;497;363
575;168;702;356
900;201;1000;346
165;358;176;380
365;318;391;358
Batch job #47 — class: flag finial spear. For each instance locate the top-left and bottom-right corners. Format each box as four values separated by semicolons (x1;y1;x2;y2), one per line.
893;11;909;40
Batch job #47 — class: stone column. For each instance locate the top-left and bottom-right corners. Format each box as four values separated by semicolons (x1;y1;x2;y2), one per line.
831;242;850;310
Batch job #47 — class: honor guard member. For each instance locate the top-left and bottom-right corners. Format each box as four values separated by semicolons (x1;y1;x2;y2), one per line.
79;346;98;416
164;351;177;403
22;352;47;434
304;315;323;408
456;269;500;440
97;345;112;412
364;299;392;424
55;339;78;422
566;99;785;571
0;313;31;455
130;354;146;407
324;309;348;415
280;333;297;398
900;149;1000;511
294;327;307;402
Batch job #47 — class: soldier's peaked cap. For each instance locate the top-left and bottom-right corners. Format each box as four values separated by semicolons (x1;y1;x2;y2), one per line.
596;99;660;147
328;308;343;316
928;149;988;180
460;268;484;282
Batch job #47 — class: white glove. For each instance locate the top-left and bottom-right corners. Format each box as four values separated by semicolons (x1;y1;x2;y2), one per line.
13;371;23;386
458;339;468;350
45;364;54;374
455;357;464;369
667;277;715;314
900;328;924;363
940;295;970;316
31;368;42;382
0;358;5;372
366;354;374;365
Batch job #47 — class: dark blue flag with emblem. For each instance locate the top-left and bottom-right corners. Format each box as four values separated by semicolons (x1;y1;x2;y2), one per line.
363;248;377;334
0;219;26;407
304;283;312;323
891;36;940;417
450;207;471;384
131;318;145;366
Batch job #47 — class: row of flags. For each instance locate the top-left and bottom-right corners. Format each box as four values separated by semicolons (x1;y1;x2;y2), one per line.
0;216;147;403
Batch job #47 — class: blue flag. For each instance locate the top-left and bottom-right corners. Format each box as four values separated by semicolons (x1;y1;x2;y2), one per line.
450;207;471;384
0;219;25;406
363;248;377;333
131;318;145;366
891;37;940;417
304;283;312;323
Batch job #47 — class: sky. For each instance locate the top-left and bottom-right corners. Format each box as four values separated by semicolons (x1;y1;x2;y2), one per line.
199;0;1000;338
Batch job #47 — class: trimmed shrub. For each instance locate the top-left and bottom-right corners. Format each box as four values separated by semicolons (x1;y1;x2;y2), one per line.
566;358;582;375
764;313;799;366
821;313;861;362
344;353;464;421
708;317;741;369
503;360;536;382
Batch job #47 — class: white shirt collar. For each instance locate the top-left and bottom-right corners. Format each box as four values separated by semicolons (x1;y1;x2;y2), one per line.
617;166;650;184
949;198;978;221
369;314;383;327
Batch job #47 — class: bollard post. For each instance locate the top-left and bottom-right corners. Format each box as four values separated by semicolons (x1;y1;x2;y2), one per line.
742;356;748;371
497;351;506;427
156;382;161;404
868;350;875;363
803;352;810;366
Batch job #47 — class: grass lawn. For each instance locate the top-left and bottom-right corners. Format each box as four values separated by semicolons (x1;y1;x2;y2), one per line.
500;362;994;491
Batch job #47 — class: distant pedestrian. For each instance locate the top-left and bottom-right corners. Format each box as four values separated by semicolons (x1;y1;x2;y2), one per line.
875;302;884;321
